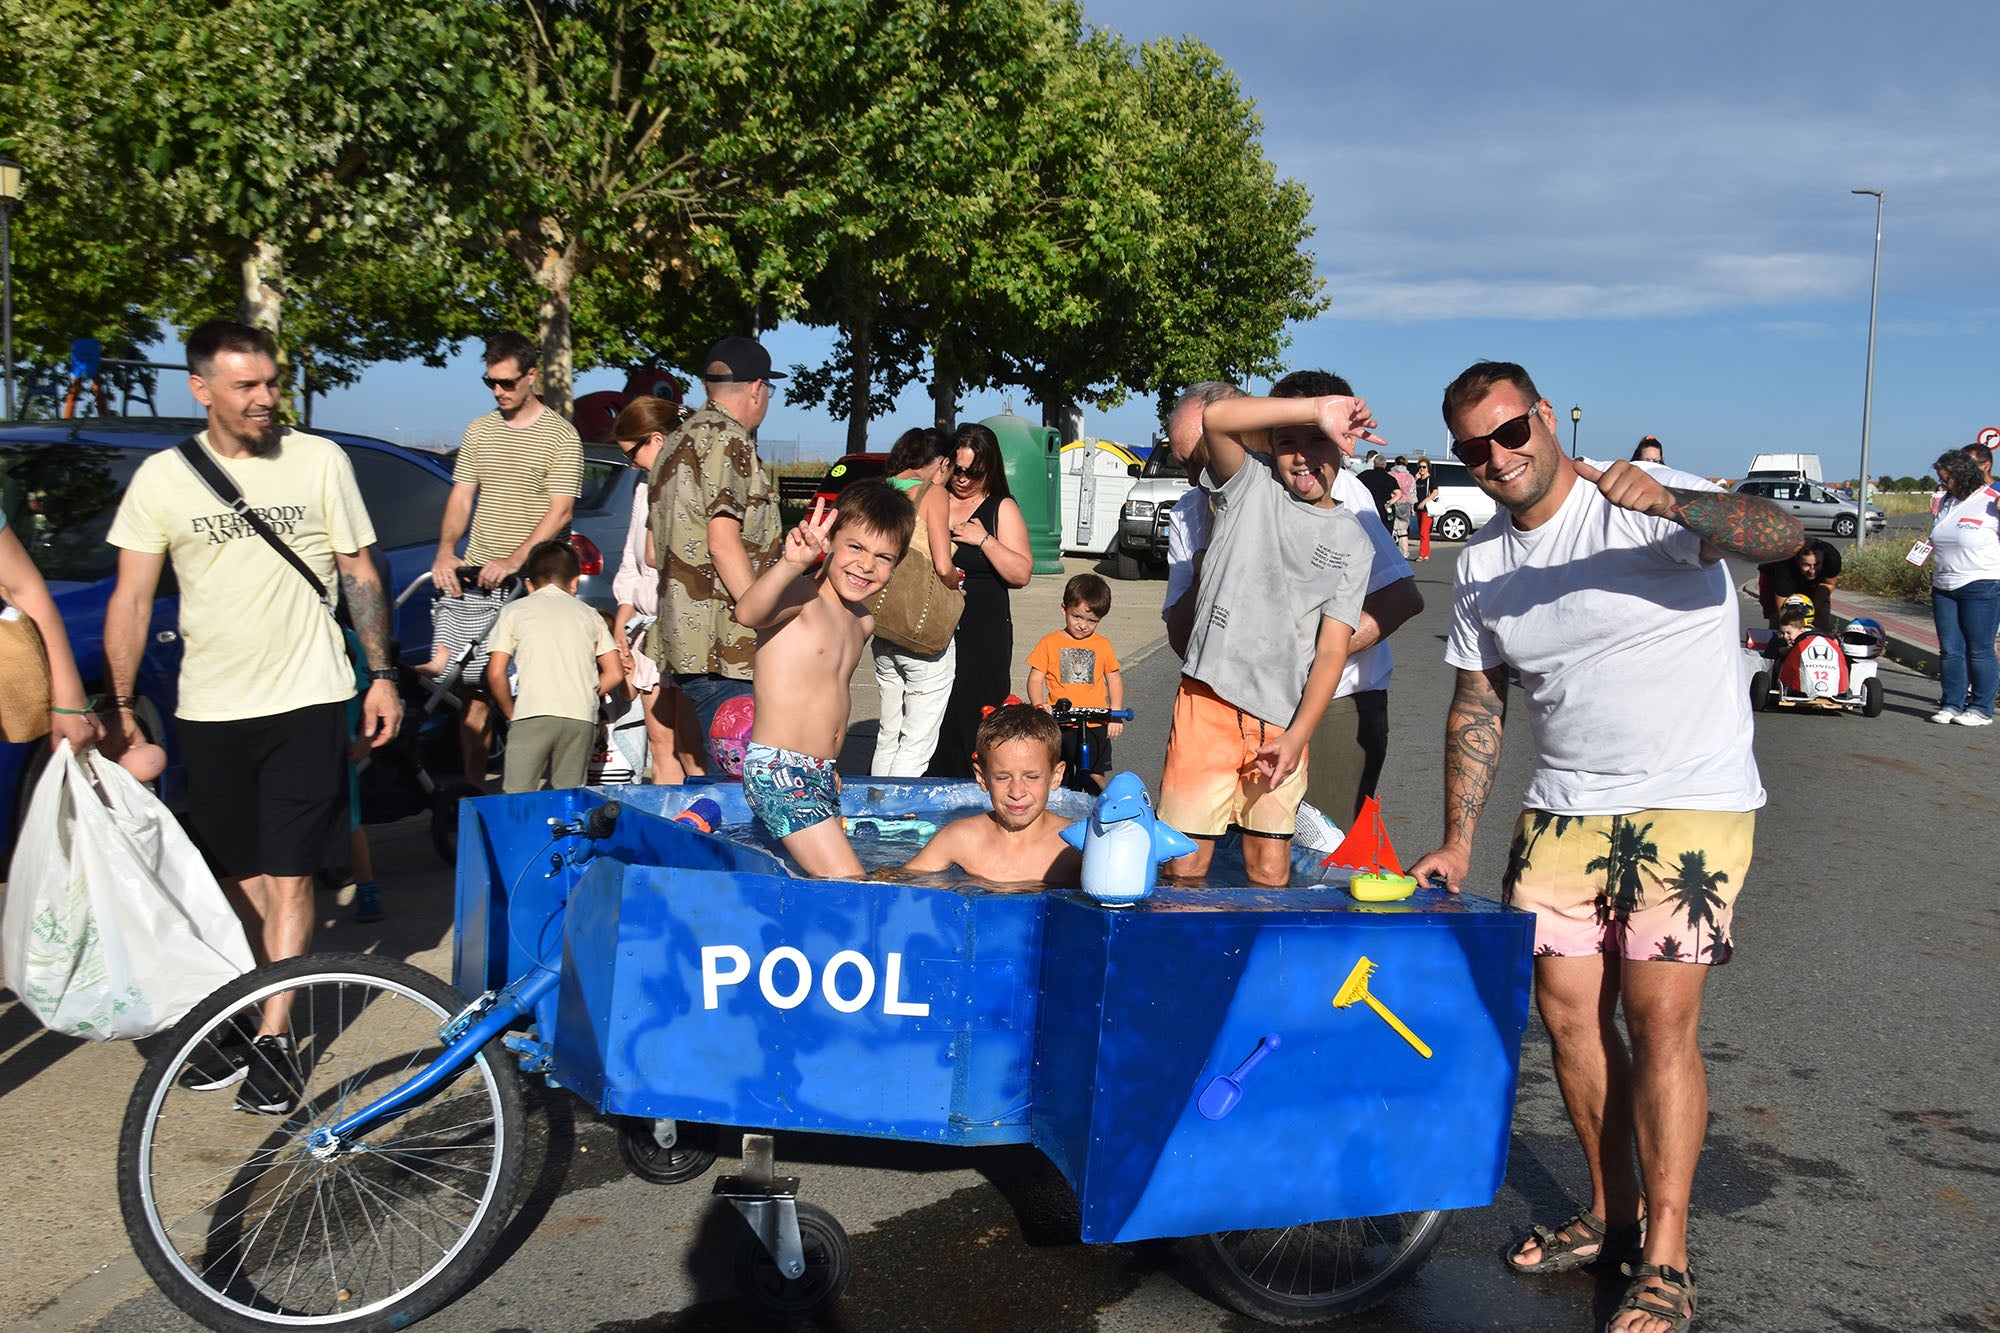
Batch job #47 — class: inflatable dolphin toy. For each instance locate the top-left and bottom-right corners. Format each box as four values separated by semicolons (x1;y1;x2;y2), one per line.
1058;772;1199;905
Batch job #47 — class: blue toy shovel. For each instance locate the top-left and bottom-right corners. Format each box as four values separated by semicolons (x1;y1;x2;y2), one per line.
1197;1033;1281;1120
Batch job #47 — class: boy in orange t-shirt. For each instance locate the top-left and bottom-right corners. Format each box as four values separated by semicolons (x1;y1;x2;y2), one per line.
1025;573;1123;791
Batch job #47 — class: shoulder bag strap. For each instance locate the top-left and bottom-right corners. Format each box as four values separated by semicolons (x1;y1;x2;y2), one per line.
175;436;338;615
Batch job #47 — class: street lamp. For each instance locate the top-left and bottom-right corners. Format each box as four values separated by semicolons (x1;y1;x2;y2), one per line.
1851;188;1883;549
0;154;20;423
1570;404;1581;455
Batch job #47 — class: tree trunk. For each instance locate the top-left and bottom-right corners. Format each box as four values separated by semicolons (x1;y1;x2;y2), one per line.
845;308;873;454
239;239;283;334
930;330;958;430
533;241;577;418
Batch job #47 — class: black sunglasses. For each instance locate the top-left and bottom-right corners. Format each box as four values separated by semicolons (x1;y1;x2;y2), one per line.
950;463;984;480
481;372;528;391
1450;409;1537;467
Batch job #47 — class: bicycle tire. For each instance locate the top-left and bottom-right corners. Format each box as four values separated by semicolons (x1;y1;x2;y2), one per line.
1182;1209;1448;1324
118;952;526;1332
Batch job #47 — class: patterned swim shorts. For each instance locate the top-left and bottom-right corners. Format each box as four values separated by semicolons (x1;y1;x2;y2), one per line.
1500;808;1756;965
742;742;842;841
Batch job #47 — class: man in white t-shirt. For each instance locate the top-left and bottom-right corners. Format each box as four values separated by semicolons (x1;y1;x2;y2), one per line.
1409;361;1802;1333
1161;373;1424;823
104;320;402;1116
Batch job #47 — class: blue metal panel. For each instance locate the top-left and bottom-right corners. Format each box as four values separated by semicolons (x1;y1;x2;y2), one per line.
1030;887;1535;1244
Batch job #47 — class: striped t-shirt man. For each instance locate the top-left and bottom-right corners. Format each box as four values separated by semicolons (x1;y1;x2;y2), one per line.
454;409;583;564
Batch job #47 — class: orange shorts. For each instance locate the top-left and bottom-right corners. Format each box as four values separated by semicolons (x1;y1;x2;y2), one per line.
1156;678;1309;839
1501;808;1755;964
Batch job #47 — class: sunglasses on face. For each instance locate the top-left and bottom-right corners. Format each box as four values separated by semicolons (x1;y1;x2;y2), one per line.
481;372;529;391
951;463;984;480
1450;408;1538;468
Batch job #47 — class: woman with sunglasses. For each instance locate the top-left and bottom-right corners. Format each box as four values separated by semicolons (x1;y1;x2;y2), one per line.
926;424;1034;777
608;395;704;780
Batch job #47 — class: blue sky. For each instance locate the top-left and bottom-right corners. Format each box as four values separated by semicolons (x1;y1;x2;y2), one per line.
145;0;2000;481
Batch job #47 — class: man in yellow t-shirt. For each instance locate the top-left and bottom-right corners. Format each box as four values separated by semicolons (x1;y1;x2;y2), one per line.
103;320;401;1116
430;330;584;782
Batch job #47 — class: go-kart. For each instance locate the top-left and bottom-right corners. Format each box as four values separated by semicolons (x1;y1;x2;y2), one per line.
1746;616;1886;717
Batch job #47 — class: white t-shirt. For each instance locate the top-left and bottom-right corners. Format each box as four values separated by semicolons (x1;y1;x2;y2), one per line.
1165;471;1411;697
1929;485;2000;590
107;430;375;722
1444;461;1764;816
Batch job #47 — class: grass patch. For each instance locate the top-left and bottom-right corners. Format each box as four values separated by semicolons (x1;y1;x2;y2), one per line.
1871;491;1934;516
1840;539;1932;604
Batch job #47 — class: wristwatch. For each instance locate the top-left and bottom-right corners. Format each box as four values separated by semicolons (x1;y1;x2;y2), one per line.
367;668;399;682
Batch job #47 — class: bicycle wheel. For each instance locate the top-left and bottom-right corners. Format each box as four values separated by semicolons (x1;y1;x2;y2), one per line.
1182;1209;1448;1324
119;952;526;1333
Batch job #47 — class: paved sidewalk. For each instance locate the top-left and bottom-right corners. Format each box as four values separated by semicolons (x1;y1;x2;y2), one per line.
1826;587;1944;677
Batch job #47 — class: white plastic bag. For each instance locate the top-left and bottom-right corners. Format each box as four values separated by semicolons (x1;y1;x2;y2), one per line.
2;742;254;1039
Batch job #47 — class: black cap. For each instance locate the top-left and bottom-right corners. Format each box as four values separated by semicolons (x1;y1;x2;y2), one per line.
700;335;785;383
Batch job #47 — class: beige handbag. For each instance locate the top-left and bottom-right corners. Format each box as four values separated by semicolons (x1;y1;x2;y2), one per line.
867;482;965;656
0;586;52;743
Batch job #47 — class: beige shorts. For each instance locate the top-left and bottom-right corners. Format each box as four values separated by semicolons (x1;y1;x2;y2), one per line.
1156;678;1309;839
1501;808;1755;964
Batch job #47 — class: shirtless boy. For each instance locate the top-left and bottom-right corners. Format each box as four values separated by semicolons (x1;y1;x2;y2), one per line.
902;704;1081;888
734;482;914;876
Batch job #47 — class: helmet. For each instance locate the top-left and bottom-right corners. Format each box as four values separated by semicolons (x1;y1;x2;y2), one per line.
1779;594;1816;629
708;695;755;780
1840;616;1886;660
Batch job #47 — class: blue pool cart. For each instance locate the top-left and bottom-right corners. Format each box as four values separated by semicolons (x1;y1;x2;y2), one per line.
118;780;1535;1330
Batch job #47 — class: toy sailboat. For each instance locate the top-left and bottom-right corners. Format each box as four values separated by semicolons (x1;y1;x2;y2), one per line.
1320;797;1418;901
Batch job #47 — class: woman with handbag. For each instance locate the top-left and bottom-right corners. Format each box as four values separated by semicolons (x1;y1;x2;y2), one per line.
0;515;102;753
926;424;1035;778
608;396;703;780
868;428;964;775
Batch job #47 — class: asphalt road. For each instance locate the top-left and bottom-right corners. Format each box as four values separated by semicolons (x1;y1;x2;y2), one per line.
14;548;1999;1333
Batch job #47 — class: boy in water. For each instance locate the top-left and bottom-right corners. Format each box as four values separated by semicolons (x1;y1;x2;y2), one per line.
735;482;914;876
902;704;1081;887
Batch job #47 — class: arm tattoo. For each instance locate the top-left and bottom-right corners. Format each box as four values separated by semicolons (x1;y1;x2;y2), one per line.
339;569;394;671
1666;488;1805;561
1442;668;1506;849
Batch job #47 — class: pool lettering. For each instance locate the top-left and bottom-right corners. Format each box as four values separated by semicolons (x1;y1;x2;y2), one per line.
700;944;930;1017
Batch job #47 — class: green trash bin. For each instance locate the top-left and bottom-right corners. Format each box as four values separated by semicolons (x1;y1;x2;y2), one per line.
980;413;1064;575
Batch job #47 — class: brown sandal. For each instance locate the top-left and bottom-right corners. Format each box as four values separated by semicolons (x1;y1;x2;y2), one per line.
1503;1208;1645;1274
1605;1261;1697;1332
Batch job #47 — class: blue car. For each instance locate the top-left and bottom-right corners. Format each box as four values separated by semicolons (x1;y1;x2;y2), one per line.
0;419;455;856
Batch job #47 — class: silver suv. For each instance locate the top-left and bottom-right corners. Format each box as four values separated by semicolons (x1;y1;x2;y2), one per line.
1116;448;1192;575
1729;477;1885;538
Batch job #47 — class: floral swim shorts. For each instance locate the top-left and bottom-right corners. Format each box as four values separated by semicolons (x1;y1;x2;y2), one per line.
742;742;842;841
1500;808;1756;965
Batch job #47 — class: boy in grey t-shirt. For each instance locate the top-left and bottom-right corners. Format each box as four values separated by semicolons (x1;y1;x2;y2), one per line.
1158;391;1377;886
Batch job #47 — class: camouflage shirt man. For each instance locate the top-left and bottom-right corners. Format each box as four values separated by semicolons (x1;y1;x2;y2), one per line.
646;335;785;751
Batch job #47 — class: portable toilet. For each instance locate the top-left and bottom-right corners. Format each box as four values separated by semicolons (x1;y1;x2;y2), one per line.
980;413;1064;575
1058;438;1144;556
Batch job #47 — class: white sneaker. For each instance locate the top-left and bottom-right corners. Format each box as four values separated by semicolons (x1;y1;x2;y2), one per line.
1954;712;1993;727
1930;708;1962;724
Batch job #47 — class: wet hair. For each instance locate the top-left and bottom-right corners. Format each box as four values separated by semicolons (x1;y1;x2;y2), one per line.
524;539;580;588
1271;369;1355;399
611;395;691;449
1063;572;1111;616
186;320;277;379
1442;361;1542;431
1935;449;1983;502
484;331;539;375
885;426;953;475
826;479;915;556
953;424;1011;502
975;703;1061;769
1632;436;1664;462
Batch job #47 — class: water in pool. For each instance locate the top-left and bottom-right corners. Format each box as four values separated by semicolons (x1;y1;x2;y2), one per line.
714;806;1344;890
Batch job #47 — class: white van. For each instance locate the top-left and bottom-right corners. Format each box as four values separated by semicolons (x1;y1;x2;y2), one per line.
1746;452;1824;483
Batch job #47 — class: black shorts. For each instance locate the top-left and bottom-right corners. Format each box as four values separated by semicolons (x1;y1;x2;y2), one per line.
179;700;350;880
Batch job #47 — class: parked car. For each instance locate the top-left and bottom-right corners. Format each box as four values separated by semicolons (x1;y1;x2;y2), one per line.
1115;447;1192;576
0;419;455;853
1422;460;1497;543
1729;477;1885;538
567;442;632;613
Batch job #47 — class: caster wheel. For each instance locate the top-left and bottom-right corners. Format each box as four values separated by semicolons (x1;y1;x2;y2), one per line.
616;1117;717;1185
734;1201;851;1317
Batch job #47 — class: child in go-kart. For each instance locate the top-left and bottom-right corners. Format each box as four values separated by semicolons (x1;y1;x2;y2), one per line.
899;705;1082;888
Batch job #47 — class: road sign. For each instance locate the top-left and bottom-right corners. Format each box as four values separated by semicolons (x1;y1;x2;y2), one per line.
1977;426;1999;447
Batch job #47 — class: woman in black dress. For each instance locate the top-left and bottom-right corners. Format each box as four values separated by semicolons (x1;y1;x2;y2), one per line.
926;424;1034;777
